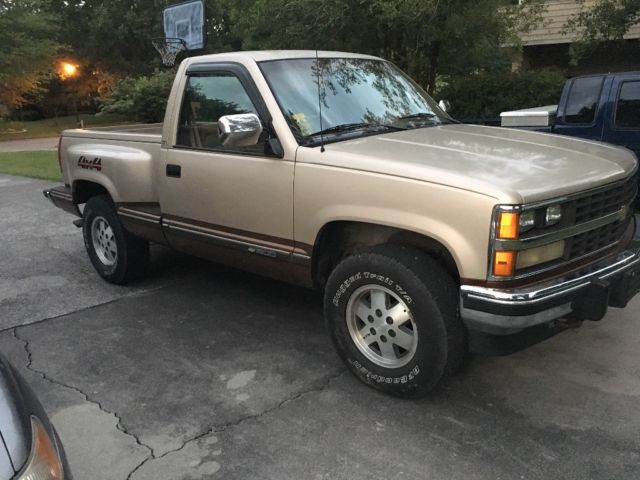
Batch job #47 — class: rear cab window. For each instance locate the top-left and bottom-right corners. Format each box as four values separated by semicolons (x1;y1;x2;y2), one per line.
564;76;605;124
615;81;640;129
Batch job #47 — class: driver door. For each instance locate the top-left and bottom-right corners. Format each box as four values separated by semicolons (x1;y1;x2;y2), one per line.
159;64;295;268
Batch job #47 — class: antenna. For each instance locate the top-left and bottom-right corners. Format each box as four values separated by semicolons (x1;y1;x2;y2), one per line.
315;49;325;153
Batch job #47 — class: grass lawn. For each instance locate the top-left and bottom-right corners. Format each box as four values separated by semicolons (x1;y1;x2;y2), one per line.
0;151;61;182
0;113;128;141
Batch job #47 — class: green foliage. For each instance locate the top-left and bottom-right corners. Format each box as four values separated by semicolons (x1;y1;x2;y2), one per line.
437;69;566;120
43;0;239;74
567;0;640;42
222;0;544;92
0;1;62;109
99;70;175;123
44;0;166;75
0;0;557;121
565;0;640;62
0;151;60;181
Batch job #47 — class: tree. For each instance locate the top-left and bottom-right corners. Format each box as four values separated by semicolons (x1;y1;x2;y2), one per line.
369;0;543;92
42;0;239;76
0;1;61;109
567;0;640;43
43;0;166;75
565;0;640;61
99;70;175;122
222;0;543;92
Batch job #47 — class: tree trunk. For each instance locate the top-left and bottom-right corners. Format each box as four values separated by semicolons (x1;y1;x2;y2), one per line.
427;41;441;94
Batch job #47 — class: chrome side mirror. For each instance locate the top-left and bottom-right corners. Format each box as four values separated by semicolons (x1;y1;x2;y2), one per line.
218;113;263;147
438;99;451;113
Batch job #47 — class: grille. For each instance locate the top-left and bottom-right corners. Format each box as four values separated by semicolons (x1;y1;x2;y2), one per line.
515;174;637;278
573;174;637;224
568;216;632;260
566;174;637;260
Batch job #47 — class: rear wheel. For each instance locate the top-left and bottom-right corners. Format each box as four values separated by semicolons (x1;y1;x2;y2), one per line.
324;244;466;398
82;195;149;284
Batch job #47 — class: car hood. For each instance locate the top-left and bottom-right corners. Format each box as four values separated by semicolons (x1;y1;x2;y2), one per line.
306;124;638;204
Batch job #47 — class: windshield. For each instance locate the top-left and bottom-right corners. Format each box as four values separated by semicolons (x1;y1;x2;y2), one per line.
259;57;450;145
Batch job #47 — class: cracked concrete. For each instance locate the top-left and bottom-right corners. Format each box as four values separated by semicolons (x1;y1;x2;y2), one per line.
12;327;154;458
0;329;149;480
129;370;347;479
1;173;640;479
10;273;344;458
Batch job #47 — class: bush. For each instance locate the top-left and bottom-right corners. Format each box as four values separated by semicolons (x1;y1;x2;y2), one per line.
436;69;566;121
99;70;175;123
8;107;45;122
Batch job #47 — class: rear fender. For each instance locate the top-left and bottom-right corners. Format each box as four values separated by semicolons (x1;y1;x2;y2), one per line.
65;143;157;203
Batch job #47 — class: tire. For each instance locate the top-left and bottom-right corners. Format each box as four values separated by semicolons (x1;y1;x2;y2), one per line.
82;194;149;284
324;244;466;398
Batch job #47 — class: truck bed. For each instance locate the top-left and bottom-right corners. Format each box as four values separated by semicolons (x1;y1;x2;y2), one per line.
59;122;163;205
62;123;163;144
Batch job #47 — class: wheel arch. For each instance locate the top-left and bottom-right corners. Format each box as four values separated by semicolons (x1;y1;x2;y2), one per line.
72;179;114;205
311;220;461;288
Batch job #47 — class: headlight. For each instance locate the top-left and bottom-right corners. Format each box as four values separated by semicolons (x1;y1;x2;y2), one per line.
545;204;562;226
17;417;63;480
492;203;567;278
519;211;536;232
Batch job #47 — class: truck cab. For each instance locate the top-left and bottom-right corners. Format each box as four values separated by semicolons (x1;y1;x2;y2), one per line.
501;72;640;158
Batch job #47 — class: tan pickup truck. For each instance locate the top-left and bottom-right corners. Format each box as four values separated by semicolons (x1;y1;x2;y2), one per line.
45;51;640;397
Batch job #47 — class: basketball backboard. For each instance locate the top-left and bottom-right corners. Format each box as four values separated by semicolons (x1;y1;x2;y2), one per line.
163;0;206;50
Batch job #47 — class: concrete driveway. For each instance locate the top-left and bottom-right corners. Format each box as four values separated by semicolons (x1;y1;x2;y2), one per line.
1;173;639;480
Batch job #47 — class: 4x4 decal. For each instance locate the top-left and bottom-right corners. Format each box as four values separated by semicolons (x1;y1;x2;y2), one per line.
78;155;102;171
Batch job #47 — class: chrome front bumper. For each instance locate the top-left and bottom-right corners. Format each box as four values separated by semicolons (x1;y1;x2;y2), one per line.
460;240;640;335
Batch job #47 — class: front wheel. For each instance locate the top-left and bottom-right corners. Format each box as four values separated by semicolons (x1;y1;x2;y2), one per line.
82;195;149;284
324;245;466;398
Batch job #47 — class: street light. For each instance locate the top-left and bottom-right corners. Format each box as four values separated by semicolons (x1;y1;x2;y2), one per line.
61;62;77;77
58;61;80;125
58;61;78;80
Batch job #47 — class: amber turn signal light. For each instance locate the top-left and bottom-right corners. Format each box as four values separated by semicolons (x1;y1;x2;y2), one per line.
498;212;519;239
493;251;516;277
17;416;63;480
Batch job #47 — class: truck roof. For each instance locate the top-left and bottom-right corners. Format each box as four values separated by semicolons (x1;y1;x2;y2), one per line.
185;50;381;64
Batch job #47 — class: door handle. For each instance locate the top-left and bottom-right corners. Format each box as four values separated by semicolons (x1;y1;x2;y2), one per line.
166;164;181;178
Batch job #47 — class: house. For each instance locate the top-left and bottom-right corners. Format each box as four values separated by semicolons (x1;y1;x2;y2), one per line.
518;0;640;74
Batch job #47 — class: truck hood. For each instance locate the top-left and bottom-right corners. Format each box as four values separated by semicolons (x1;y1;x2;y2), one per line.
308;124;638;204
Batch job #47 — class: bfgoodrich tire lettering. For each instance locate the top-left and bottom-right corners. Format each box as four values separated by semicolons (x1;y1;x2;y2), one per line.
324;245;466;397
82;195;149;285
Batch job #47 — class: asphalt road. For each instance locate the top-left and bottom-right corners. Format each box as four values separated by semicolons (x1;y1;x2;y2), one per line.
1;173;640;480
0;137;58;152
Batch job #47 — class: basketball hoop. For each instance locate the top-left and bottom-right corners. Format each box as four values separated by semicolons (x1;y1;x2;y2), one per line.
153;0;206;66
152;37;187;67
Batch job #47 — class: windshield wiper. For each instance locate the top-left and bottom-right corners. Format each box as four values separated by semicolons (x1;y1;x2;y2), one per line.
310;122;405;137
398;112;438;121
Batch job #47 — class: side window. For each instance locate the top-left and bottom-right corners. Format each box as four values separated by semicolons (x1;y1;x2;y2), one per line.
615;81;640;129
564;76;604;124
176;72;265;152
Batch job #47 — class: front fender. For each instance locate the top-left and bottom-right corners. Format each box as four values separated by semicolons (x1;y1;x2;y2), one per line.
294;163;498;280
